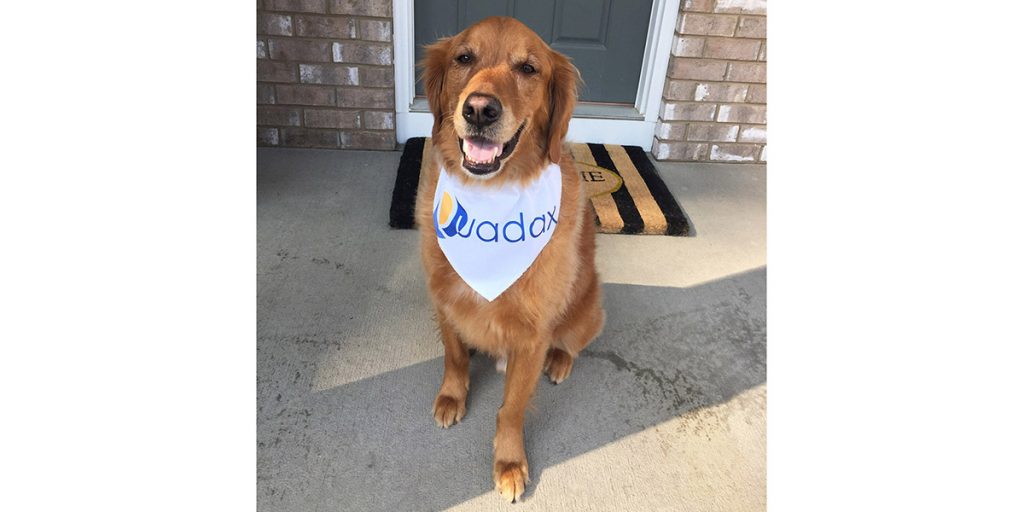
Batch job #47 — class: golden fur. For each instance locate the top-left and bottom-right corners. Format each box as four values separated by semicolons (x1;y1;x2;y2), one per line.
414;17;605;502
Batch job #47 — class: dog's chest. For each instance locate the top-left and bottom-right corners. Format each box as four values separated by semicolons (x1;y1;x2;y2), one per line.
434;240;576;350
420;161;582;349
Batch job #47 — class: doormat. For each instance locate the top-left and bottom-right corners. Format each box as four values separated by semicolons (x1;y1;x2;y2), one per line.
389;137;692;236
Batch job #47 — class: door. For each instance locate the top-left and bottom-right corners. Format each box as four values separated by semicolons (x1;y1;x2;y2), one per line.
413;0;656;105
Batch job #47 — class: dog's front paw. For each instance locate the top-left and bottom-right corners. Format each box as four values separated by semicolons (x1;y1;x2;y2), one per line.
432;394;466;428
493;459;529;503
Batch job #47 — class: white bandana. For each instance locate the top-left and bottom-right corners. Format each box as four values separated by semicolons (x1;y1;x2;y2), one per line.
432;163;562;301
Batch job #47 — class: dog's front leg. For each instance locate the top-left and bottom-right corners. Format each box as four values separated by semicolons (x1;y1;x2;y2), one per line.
492;336;548;503
432;310;470;428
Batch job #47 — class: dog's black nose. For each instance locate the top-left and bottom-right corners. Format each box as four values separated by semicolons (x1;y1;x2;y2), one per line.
462;93;502;128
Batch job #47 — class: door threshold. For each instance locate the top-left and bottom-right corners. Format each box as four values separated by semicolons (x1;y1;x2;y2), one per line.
573;102;643;120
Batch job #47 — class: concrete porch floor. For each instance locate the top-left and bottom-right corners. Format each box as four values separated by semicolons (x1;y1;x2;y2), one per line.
257;147;766;511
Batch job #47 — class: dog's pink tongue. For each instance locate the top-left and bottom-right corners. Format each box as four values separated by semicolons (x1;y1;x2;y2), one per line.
464;138;500;162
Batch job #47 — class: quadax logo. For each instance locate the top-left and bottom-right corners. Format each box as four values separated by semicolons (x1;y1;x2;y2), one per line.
433;191;558;243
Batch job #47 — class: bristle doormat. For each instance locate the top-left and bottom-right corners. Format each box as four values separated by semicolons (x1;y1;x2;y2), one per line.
389;137;692;236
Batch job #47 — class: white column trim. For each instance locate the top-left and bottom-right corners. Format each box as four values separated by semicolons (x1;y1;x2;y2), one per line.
636;0;680;124
392;0;419;142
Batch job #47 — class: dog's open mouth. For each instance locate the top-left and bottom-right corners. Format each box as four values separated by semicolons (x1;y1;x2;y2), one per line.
458;123;525;176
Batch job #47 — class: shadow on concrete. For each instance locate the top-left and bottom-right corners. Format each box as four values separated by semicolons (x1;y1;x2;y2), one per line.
258;268;766;511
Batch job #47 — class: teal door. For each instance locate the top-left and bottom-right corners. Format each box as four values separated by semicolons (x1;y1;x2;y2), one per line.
414;0;656;104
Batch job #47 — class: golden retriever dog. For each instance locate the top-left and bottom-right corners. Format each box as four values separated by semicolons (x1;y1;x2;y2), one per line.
414;17;605;502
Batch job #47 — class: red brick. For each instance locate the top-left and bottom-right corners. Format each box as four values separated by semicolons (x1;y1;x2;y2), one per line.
717;104;766;123
276;85;335;105
337;87;393;108
280;127;339;148
362;111;394;130
677;13;737;36
360;67;394;87
299;64;358;85
709;143;761;162
736;16;766;38
668;58;727;80
660;102;716;121
358;19;392;42
671;35;704;57
682;0;715;12
663;80;698;101
686;123;739;142
332;42;392;65
738;125;767;143
269;38;332;62
653;140;708;161
330;0;390;17
294;15;355;38
304;109;360;128
726;61;766;82
257;13;293;35
746;84;766;103
714;0;767;15
257;84;275;104
257;106;301;126
703;37;761;60
340;130;395;150
257;61;296;83
655;122;686;141
265;0;325;13
257;127;279;146
693;82;748;102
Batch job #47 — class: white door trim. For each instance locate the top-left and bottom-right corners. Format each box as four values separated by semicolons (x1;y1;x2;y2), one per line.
392;0;679;150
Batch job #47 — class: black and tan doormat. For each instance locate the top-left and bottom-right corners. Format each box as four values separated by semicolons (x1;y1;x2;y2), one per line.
389;137;692;236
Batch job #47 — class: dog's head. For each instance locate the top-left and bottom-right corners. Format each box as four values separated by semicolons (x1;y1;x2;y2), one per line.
420;17;579;184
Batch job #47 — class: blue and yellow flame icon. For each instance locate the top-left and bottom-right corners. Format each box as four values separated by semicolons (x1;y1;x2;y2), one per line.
434;191;469;239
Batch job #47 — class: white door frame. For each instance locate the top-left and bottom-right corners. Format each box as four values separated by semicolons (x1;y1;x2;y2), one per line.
392;0;679;150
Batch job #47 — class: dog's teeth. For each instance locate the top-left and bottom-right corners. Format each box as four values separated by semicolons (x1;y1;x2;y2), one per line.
462;140;502;166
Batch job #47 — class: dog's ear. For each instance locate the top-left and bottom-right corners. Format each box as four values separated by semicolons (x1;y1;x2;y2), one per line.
546;52;579;164
420;38;452;137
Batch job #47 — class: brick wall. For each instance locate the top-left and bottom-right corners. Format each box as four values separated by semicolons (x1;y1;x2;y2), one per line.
653;0;766;162
257;0;396;150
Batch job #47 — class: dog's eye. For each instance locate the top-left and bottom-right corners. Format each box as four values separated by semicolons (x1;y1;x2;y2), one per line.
456;54;473;64
520;63;536;74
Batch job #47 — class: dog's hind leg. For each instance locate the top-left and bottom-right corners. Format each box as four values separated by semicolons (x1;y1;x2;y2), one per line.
546;271;604;384
432;309;471;428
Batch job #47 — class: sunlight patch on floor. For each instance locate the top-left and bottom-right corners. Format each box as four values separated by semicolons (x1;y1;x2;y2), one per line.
447;384;767;511
594;231;765;290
